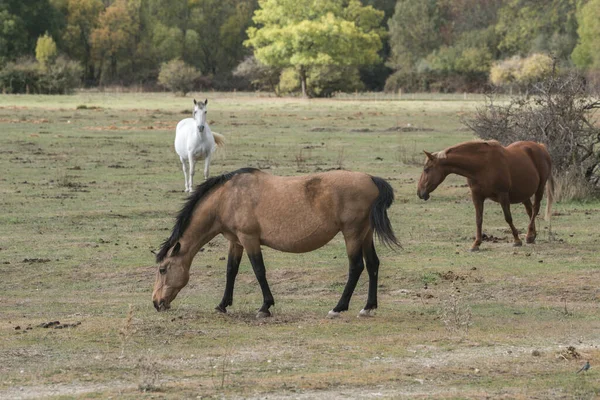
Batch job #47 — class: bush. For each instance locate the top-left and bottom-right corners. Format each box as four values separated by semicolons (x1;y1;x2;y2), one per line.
39;56;83;94
0;58;41;94
233;56;280;93
0;56;82;94
489;53;553;91
158;59;201;96
465;69;600;194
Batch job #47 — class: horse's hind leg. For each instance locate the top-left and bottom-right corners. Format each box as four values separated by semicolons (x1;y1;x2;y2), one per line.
523;198;536;244
358;231;379;318
470;193;485;251
216;242;244;313
526;185;545;244
499;194;522;247
329;235;365;318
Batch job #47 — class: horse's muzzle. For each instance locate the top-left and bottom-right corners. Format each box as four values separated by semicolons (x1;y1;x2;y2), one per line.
153;300;170;312
417;190;430;201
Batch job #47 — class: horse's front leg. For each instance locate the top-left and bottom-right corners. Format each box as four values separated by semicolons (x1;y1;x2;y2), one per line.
203;153;212;180
329;237;364;318
499;195;522;247
180;157;190;192
216;242;244;313
188;153;196;191
470;193;485;251
244;244;275;318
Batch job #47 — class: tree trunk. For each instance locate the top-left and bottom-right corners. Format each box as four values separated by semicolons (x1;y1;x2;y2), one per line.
299;66;308;98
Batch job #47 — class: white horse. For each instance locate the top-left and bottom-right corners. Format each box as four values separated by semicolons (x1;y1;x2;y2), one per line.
175;99;225;192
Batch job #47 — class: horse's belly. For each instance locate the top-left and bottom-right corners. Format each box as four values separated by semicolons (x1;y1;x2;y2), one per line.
260;226;339;254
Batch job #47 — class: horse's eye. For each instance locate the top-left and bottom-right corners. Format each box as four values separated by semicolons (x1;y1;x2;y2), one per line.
424;167;430;173
159;267;167;275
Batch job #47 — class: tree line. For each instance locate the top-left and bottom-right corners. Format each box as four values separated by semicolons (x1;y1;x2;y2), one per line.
1;0;599;95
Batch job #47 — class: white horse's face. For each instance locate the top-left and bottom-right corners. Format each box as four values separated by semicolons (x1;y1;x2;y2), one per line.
193;99;208;131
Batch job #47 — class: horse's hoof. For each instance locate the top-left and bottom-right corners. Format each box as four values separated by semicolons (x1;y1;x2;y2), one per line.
469;247;480;252
358;309;375;318
327;310;341;319
215;305;227;314
526;237;536;244
256;311;271;319
513;242;523;247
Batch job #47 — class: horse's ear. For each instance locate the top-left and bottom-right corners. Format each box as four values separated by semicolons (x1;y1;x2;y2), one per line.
204;99;208;105
423;150;435;161
193;99;197;105
172;242;181;256
150;249;157;255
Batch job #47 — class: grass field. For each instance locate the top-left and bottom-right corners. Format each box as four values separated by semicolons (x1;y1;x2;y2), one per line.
1;92;599;399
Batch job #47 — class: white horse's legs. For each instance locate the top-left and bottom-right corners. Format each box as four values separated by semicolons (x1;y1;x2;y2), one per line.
188;153;196;192
204;153;212;180
180;157;190;192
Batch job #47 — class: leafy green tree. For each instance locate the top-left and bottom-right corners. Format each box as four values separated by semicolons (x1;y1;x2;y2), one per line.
245;0;383;97
36;33;58;68
571;0;600;69
387;0;441;74
90;0;139;84
60;0;103;83
144;0;257;87
495;0;578;58
0;0;61;65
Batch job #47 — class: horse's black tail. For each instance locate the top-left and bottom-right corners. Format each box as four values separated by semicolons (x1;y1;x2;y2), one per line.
370;176;401;249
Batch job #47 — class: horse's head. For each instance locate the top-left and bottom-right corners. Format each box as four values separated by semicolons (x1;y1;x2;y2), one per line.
193;99;208;132
152;242;190;311
417;150;447;200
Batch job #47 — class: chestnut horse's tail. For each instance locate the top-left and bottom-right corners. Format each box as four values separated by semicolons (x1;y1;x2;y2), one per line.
545;173;554;221
370;176;401;249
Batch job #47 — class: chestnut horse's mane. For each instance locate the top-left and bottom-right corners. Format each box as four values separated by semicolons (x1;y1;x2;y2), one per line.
436;139;500;159
156;167;259;262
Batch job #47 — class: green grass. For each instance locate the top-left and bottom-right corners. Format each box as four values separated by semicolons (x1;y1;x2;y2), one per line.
1;92;599;399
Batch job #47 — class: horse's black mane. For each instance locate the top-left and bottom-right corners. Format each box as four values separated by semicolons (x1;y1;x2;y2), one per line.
156;167;258;262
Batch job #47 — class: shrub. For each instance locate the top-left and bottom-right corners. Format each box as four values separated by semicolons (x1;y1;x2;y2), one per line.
465;68;600;194
158;59;201;96
0;56;82;94
39;56;83;94
233;56;280;93
490;53;553;91
0;58;41;94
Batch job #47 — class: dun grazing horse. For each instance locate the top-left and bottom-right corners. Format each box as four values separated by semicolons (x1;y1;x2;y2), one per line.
417;140;554;251
175;99;225;192
153;168;400;318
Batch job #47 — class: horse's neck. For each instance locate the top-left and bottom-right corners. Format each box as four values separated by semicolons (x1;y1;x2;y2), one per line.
180;200;219;257
443;149;487;179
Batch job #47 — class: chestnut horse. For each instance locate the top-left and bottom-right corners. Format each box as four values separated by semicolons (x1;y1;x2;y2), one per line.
153;168;399;318
417;140;553;251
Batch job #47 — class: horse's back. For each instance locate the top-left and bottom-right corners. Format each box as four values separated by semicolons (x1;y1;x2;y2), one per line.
218;170;379;253
506;141;552;178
